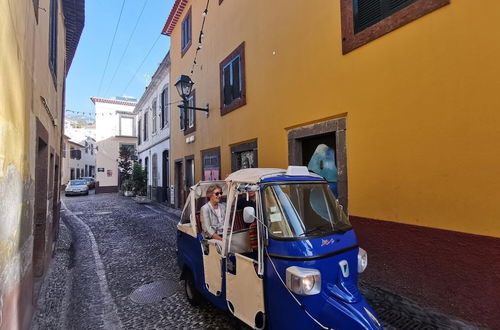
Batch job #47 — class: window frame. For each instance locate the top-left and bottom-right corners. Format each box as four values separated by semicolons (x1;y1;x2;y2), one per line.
143;111;148;141
181;7;192;57
230;140;257;172
219;42;246;115
161;87;168;129
340;0;449;54
184;90;196;135
152;100;157;134
201;147;221;181
119;114;135;137
48;0;58;86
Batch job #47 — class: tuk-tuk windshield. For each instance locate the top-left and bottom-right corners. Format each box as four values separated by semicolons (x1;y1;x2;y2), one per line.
263;182;351;239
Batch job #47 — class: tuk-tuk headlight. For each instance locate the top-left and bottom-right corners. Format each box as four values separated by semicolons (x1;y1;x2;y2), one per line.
285;266;321;295
358;247;368;273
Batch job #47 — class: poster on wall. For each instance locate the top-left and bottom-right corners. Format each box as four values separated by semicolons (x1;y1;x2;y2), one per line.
107;170;113;177
98;168;105;172
204;169;220;181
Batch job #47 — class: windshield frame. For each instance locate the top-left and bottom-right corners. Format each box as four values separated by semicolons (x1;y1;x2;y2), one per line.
261;181;351;241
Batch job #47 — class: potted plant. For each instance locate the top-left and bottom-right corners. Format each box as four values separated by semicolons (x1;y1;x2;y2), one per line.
121;180;135;197
132;163;149;203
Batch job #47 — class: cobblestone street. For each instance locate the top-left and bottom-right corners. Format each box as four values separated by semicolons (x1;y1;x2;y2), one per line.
31;193;479;330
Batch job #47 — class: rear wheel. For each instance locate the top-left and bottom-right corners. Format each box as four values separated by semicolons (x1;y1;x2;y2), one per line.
184;271;202;306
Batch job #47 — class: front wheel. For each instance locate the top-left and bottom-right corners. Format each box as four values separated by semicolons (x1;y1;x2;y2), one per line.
184;271;202;306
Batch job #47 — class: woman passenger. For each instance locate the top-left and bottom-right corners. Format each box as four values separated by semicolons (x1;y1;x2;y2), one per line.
200;185;226;241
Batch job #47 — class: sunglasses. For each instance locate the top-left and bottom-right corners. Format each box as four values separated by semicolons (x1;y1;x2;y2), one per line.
214;192;222;196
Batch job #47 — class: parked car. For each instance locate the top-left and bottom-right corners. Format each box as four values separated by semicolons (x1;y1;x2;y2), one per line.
80;177;95;189
176;166;381;330
65;180;89;196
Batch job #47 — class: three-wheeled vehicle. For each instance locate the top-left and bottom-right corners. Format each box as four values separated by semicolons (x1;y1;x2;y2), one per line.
176;166;382;329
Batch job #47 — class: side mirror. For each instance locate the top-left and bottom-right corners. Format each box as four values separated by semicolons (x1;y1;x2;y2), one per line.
243;207;255;224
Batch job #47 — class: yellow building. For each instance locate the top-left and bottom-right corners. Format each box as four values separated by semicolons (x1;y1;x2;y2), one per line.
0;0;84;328
163;0;500;327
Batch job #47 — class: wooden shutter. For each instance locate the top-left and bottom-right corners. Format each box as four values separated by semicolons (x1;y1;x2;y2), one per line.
354;0;417;33
180;108;186;131
231;57;241;100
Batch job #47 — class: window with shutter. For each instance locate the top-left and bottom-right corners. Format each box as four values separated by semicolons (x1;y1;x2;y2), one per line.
219;42;246;115
184;90;196;135
181;7;192;56
341;0;449;53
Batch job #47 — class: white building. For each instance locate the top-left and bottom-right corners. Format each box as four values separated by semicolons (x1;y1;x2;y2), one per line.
91;96;137;193
64;118;96;141
134;53;171;202
60;136;97;186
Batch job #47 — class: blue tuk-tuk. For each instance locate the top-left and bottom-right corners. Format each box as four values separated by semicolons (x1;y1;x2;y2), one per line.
176;166;382;329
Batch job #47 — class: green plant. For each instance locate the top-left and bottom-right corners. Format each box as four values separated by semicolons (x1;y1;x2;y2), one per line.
132;162;147;196
118;145;135;183
121;179;134;192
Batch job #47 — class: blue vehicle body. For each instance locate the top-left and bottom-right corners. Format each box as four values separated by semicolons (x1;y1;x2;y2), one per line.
176;171;382;329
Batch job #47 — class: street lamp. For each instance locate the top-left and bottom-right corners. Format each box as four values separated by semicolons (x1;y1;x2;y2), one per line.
174;75;209;127
175;75;194;100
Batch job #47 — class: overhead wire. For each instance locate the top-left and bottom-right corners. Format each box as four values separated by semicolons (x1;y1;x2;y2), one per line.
103;0;150;97
97;0;127;97
121;33;162;95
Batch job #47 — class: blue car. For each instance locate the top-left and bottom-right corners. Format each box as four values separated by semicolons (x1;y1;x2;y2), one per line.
176;166;382;329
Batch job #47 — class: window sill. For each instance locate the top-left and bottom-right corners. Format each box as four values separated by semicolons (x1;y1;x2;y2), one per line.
221;97;246;116
340;0;449;54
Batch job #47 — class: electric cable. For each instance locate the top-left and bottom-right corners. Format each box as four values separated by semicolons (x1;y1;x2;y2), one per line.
121;33;162;95
97;0;127;96
104;0;150;97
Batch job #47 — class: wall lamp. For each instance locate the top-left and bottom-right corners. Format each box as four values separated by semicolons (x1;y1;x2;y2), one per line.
175;75;209;119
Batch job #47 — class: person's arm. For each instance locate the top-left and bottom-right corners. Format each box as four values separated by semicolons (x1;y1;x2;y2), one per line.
211;233;223;241
200;204;216;239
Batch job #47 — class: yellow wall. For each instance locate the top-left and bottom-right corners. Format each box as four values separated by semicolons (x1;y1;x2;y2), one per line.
0;1;67;326
168;0;500;237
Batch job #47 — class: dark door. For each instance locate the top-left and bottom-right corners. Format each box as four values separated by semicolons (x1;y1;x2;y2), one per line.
162;150;169;203
185;157;194;202
33;136;48;277
175;160;184;208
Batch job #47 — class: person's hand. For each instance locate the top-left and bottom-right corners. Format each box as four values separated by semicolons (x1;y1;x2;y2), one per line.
211;234;223;241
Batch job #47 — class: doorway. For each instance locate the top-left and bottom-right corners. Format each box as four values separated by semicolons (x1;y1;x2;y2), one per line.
174;159;184;208
185;156;194;202
288;117;348;211
33;120;49;277
162;150;169;203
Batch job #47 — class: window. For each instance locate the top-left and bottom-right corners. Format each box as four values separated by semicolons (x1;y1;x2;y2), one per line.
143;112;148;141
231;140;257;172
49;0;58;81
152;154;158;188
341;0;449;53
70;147;81;160
85;141;88;153
120;115;134;136
161;88;168;128
91;143;94;155
138;119;142;145
220;42;246;115
186;91;195;134
62;143;66;158
181;7;192;56
152;101;157;134
201;148;221;181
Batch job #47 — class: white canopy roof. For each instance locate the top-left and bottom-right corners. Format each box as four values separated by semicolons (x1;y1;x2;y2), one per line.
225;168;287;184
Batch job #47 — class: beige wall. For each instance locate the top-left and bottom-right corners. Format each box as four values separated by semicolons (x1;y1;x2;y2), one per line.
96;137;137;188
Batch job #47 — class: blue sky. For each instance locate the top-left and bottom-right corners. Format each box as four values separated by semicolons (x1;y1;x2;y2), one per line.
66;0;175;118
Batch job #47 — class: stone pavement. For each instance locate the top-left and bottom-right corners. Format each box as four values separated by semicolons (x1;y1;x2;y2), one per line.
31;193;480;330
